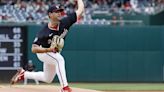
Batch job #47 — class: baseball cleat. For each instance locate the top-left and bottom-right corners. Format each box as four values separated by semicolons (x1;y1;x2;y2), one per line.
61;86;72;92
10;68;25;85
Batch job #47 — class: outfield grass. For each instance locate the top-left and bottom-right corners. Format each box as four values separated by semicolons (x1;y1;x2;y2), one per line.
68;83;164;91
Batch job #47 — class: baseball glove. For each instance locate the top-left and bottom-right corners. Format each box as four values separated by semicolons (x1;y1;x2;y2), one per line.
50;35;64;52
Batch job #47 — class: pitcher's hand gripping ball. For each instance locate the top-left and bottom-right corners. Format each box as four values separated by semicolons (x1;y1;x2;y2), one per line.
51;35;64;52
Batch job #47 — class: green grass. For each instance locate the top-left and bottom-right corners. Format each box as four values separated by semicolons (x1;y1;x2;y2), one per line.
68;83;164;91
3;83;164;91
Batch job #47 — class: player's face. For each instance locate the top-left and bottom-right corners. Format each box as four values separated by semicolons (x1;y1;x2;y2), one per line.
49;12;62;22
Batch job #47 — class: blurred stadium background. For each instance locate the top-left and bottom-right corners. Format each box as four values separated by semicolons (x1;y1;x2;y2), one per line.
0;0;164;91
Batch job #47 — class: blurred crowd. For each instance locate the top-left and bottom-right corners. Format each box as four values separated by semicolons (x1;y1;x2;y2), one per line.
0;0;164;25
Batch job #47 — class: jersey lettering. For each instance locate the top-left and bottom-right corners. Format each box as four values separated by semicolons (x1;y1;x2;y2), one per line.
60;29;68;38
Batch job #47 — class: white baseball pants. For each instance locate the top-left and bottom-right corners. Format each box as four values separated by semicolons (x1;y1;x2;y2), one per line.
24;52;68;87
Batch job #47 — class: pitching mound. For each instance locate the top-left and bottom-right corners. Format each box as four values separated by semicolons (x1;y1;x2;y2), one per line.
0;85;103;92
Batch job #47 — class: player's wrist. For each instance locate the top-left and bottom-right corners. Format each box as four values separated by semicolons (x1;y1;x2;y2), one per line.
47;48;58;53
45;48;52;52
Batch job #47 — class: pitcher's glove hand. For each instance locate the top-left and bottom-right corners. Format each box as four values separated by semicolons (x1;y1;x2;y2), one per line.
50;35;64;52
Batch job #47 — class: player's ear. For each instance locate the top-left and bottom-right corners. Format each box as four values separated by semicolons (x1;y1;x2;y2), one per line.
48;12;53;18
48;12;51;18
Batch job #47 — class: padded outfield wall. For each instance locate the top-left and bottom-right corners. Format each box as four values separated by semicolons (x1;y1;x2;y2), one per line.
27;25;164;82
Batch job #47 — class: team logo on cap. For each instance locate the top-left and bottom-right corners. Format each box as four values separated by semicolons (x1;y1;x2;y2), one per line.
56;6;59;9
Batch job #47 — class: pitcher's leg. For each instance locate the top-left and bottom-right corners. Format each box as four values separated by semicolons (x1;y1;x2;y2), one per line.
24;63;56;83
56;59;68;88
46;53;68;88
44;63;56;83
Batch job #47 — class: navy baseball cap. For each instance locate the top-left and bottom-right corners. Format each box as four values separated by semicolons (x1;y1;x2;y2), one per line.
47;5;64;13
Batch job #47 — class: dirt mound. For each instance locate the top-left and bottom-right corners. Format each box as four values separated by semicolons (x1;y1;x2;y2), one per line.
0;85;103;92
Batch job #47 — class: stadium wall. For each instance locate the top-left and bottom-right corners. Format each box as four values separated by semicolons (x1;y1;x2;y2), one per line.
27;25;164;82
150;10;164;25
0;25;164;82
